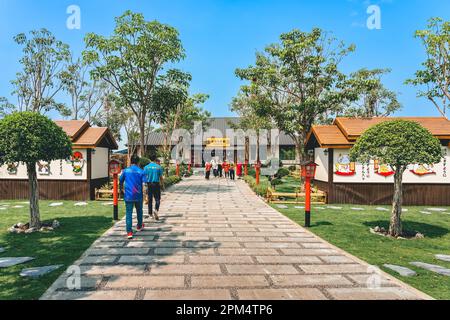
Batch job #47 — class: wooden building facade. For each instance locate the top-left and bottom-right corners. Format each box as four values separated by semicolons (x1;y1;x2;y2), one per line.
0;120;118;201
305;117;450;206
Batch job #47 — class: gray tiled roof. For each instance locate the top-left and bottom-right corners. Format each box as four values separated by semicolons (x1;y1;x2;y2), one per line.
145;117;295;146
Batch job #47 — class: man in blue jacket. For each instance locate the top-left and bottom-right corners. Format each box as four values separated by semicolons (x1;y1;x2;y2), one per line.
144;156;164;221
119;156;145;239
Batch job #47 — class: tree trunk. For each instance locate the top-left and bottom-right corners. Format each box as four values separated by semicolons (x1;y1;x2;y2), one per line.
139;120;146;157
27;162;41;229
389;168;404;237
295;141;305;164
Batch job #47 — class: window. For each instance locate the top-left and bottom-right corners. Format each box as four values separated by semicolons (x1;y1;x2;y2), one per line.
280;146;296;161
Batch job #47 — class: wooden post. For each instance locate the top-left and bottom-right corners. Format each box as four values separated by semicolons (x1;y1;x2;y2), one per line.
244;160;248;176
176;164;180;177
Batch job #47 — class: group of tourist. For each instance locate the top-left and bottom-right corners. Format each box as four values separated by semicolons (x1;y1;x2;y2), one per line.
119;156;164;240
204;159;243;181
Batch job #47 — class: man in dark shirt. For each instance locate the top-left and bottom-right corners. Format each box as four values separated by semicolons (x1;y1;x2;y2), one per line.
144;156;164;220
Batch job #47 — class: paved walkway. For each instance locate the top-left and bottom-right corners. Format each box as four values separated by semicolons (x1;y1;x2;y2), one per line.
41;176;430;300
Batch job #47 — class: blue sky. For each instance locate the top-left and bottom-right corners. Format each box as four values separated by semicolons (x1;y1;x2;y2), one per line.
0;0;449;119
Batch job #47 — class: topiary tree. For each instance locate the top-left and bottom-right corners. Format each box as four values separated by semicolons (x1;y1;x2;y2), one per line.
350;120;443;237
0;112;72;229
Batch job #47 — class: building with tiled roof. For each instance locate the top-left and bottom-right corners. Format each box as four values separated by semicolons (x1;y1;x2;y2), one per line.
305;117;450;206
0;120;118;201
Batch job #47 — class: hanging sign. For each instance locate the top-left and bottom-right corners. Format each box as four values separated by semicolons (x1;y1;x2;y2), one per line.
206;137;231;148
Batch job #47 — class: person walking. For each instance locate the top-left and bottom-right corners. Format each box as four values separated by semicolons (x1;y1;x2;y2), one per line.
144;156;164;221
218;161;223;178
236;162;243;178
223;160;230;179
119;156;145;240
205;161;212;180
229;162;236;180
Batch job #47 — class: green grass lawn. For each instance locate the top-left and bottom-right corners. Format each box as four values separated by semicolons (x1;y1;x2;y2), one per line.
0;200;125;300
272;203;450;300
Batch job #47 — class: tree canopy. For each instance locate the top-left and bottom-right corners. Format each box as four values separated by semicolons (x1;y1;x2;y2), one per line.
406;17;450;118
344;68;401;118
350;120;443;237
5;29;70;114
83;10;186;155
0;112;72;165
0;112;73;229
349;120;442;169
235;28;356;161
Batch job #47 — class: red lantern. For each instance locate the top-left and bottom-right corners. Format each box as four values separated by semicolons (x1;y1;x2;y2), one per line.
301;161;318;179
109;159;123;221
109;159;122;176
301;161;318;228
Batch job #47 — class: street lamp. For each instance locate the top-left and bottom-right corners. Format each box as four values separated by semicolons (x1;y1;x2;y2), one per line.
109;159;123;221
301;161;318;228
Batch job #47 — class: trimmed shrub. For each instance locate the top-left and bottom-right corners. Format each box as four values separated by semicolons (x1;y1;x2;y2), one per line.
275;168;290;179
164;175;182;188
244;175;270;197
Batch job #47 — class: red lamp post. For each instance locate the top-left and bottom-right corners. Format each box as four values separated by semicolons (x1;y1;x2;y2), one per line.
255;162;261;185
301;161;318;228
109;159;123;221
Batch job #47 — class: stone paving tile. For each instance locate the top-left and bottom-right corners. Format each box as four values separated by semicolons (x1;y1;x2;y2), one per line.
238;288;327;300
80;256;118;265
326;287;420;300
87;248;150;256
298;264;371;274
45;290;138;300
271;275;353;287
118;255;184;264
188;255;254;264
80;265;146;275
144;289;232;300
281;249;339;256
217;248;280;256
149;264;222;275
191;275;270;288
226;264;299;275
105;276;185;289
319;256;357;264
255;256;322;264
346;274;400;287
42;176;429;300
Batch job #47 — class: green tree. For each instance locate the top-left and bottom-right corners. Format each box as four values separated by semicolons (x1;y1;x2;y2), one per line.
0;112;72;229
406;18;450;118
154;70;210;172
235;28;356;162
344;68;401;117
83;10;185;156
231;89;273;163
350;120;442;237
5;29;70;114
60;54;109;121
